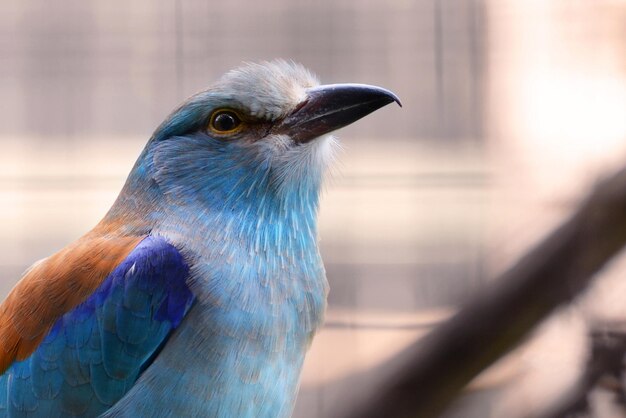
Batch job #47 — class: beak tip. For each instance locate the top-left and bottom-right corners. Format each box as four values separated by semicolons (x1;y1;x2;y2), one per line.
379;88;402;108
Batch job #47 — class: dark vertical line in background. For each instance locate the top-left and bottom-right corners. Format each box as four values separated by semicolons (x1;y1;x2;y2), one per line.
468;0;484;142
318;373;325;418
434;0;444;138
175;0;184;100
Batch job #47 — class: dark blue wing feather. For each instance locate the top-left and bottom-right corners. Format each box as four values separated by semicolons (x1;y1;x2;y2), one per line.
0;235;194;417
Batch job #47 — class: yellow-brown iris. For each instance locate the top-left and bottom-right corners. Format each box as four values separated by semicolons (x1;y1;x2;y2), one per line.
208;109;244;135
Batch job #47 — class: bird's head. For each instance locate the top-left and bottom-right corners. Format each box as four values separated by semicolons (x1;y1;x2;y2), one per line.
126;60;400;215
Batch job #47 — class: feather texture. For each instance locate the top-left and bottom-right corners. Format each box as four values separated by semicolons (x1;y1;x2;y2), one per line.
0;223;143;375
0;60;398;417
0;235;193;417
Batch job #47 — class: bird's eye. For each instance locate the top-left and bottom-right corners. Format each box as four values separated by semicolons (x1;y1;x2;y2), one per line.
209;110;242;135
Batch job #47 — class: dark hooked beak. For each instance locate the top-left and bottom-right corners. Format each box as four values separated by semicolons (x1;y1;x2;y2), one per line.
273;83;401;144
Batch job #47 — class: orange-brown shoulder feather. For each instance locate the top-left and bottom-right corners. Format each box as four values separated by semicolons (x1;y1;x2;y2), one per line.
0;221;144;374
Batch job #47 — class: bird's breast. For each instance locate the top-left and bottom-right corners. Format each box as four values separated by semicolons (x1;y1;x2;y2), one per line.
156;206;328;344
126;215;329;417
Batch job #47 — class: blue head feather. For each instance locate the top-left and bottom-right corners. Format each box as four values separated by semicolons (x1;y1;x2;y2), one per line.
109;60;334;233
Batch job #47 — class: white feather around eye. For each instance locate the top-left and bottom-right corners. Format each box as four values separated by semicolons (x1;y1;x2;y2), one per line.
216;60;319;121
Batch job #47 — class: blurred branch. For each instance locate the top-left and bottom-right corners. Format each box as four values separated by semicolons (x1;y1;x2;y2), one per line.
347;167;626;418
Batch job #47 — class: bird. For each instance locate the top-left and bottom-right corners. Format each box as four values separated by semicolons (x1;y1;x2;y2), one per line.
0;60;400;417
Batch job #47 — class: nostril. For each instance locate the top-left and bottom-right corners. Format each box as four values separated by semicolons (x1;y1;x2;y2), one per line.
290;99;309;116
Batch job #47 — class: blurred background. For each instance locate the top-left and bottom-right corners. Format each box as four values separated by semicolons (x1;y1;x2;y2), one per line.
0;1;625;416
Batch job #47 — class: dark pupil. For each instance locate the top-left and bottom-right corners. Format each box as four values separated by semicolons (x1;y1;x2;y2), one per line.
213;112;239;132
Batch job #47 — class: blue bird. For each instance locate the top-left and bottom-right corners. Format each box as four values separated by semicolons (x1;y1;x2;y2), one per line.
0;60;400;417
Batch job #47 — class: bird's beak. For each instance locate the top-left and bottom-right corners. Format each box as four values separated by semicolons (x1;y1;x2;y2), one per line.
274;83;401;144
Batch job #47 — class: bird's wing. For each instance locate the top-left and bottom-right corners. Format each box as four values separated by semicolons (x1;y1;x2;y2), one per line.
0;234;194;417
0;231;144;374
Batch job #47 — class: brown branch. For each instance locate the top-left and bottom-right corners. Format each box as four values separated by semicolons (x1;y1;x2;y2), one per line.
345;166;626;418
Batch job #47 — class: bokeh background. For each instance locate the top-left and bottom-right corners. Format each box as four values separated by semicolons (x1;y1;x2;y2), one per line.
1;1;625;417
